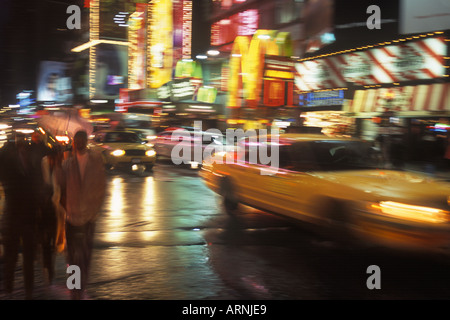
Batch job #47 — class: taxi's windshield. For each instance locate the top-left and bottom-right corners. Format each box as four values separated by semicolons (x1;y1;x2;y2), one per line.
311;140;379;170
285;140;380;172
104;132;142;143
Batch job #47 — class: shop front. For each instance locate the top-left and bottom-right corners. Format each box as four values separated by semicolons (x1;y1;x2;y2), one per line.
346;82;450;166
295;33;449;144
294;87;355;136
347;82;450;140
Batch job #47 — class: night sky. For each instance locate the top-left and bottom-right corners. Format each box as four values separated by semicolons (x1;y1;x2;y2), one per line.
0;0;82;106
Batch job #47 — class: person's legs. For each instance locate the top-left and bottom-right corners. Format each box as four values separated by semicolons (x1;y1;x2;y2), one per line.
66;221;95;299
41;204;57;284
2;225;19;294
83;222;95;294
21;223;36;300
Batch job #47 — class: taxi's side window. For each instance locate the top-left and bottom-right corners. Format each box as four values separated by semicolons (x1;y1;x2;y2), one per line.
279;146;293;169
289;142;318;172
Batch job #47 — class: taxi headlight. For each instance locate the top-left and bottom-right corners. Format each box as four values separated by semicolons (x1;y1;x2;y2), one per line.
371;201;449;224
145;149;156;157
111;149;125;157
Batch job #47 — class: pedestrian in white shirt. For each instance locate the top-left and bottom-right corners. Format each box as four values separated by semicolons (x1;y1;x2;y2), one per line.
61;130;106;300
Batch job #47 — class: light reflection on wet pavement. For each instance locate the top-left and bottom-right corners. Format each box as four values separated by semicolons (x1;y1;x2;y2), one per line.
1;163;251;300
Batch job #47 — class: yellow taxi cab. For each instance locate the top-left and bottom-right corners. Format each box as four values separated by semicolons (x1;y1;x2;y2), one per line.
200;133;450;252
90;130;156;172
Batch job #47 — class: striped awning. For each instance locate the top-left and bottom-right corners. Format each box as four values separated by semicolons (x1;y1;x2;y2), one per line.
345;83;450;115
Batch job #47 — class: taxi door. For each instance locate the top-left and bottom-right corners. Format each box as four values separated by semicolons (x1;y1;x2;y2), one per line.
263;143;318;222
226;140;272;209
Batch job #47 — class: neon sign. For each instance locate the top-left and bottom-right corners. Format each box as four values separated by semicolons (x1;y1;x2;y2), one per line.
147;0;174;89
228;30;293;108
182;0;192;59
211;9;259;47
299;90;345;107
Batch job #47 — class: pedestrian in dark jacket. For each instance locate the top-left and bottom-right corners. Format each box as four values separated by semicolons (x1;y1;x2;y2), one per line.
0;133;42;299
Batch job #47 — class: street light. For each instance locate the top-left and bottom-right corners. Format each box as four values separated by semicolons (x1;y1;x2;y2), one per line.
207;50;220;56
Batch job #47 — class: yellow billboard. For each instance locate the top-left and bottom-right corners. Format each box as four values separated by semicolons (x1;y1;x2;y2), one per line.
228;30;293;108
147;0;174;89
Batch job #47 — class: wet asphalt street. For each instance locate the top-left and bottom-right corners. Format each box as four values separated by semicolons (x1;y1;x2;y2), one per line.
3;160;450;302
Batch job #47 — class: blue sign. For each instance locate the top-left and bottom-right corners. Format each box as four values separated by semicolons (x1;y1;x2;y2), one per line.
299;90;345;107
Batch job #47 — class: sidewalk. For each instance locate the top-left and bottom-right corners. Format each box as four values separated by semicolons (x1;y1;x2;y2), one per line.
0;250;73;300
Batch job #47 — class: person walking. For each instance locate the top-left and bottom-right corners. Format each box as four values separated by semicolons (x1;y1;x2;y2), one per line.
60;130;106;300
40;146;65;285
0;133;42;299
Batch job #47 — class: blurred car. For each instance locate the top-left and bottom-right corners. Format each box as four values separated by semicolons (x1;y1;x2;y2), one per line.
0;118;64;151
200;133;450;252
0;122;11;148
153;127;226;169
90;130;156;172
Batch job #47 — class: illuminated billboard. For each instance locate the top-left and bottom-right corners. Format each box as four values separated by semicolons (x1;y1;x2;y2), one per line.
228;30;294;108
128;4;147;90
92;44;128;99
295;37;447;91
37;61;73;104
298;90;346;108
211;9;259;47
147;0;174;88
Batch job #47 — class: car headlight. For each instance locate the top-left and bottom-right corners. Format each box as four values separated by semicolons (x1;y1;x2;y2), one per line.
111;149;125;157
146;135;157;140
371;201;449;224
145;149;156;157
55;135;70;144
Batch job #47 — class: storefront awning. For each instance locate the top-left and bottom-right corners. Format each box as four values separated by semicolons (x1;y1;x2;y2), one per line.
344;83;449;117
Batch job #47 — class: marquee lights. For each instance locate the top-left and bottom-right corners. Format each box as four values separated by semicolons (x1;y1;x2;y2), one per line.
89;0;99;99
295;35;447;91
182;0;192;59
297;31;448;62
